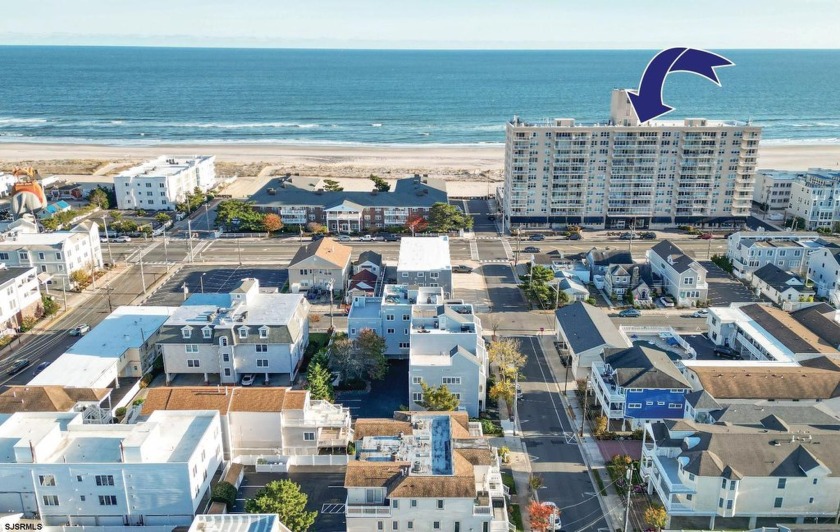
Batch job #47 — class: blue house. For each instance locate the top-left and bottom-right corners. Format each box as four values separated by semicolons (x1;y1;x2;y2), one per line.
590;345;691;430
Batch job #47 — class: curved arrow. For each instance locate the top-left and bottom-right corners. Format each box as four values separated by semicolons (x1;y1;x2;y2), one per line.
627;47;734;123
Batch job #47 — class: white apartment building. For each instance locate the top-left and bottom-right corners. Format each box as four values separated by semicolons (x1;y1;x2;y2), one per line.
30;305;174;389
409;301;488;417
345;412;508;532
503;89;761;231
808;246;840;305
0;173;16;198
0;265;40;331
189;514;292;532
397;236;453;297
641;418;840;530
0;219;102;290
158;279;310;384
752;169;798;211
727;231;821;280
786;168;840;230
647;240;708;306
114;156;216;211
143;386;352;461
0;410;223;526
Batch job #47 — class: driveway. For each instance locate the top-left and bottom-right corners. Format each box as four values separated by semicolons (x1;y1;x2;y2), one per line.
336;359;408;418
700;260;763;307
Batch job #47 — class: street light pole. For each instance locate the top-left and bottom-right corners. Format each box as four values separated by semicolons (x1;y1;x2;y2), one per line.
105;284;113;313
138;248;147;294
237;239;242;266
200;273;206;294
328;279;335;330
623;463;635;532
101;217;114;266
187;219;194;263
513;369;519;437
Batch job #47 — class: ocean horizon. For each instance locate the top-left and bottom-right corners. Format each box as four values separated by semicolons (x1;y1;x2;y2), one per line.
1;46;839;146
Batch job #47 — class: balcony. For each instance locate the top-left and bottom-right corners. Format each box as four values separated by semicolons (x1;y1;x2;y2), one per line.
346;504;391;517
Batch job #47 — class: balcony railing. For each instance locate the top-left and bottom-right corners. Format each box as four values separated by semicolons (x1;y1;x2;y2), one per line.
346;504;391;517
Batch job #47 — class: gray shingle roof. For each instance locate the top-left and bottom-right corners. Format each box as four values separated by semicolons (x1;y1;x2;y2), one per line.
791;303;840;349
555;302;627;354
753;263;808;293
603;345;690;389
587;249;633;267
357;251;383;267
685;390;721;411
0;267;35;287
650;240;697;274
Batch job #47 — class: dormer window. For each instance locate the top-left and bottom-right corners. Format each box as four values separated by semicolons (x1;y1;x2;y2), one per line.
238;326;249;339
181;326;192;339
259;326;269;339
202;326;212;339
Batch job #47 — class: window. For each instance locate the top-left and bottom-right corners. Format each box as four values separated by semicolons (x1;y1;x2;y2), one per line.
778;478;786;489
774;497;783;508
718;498;723;508
202;327;212;339
668;403;681;409
386;314;395;321
412;377;422;384
182;327;192;339
442;377;461;385
350;328;356;335
412;392;423;402
256;344;268;353
813;478;818;485
387;328;395;334
220;337;228;346
186;344;199;353
437;500;444;510
99;495;118;506
688;473;695;481
399;342;410;349
43;495;59;506
401;273;409;278
80;495;86;501
377;523;384;531
260;327;269;339
239;327;248;338
726;500;733;510
403;314;410;321
96;475;115;486
627;403;642;409
392;500;399;509
392;523;399;530
686;494;693;501
19;251;28;260
187;359;200;368
76;475;82;482
0;253;7;260
222;353;230;362
407;522;414;530
39;475;56;486
224;368;231;377
809;497;815;504
303;432;315;441
38;252;45;260
433;523;440;530
257;359;269;367
430;272;439;279
410;500;417;507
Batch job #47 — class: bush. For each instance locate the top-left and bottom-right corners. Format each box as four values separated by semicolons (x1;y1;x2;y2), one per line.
139;373;154;389
132;398;145;407
479;418;503;436
114;407;127;418
19;316;37;332
211;481;237;510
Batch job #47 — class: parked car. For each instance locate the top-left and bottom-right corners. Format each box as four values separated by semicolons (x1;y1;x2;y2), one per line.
241;374;256;386
659;296;675;308
114;235;131;243
383;233;400;242
618;308;641;318
523;246;541;253
713;346;740;360
487;215;496;221
515;384;523;400
691;309;709;318
528;234;545;241
311;233;326;241
541;502;563;531
7;359;30;375
619;232;635;240
330;371;342;388
99;236;110;243
569;232;582;240
70;324;90;336
452;265;474;273
358;234;373;241
640;231;657;240
697;233;713;240
337;235;352;242
33;361;51;376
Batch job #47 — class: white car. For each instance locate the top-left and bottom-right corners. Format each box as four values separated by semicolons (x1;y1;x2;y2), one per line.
691;309;709;318
358;235;373;241
659;296;675;308
114;235;132;243
337;235;352;242
541;502;562;531
240;374;256;386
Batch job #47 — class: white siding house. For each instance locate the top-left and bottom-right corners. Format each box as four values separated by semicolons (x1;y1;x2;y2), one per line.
648;240;708;306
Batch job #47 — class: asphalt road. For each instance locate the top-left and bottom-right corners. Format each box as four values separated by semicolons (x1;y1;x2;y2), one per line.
517;335;608;532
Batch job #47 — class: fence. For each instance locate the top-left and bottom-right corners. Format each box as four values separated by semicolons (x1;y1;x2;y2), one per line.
247;453;350;472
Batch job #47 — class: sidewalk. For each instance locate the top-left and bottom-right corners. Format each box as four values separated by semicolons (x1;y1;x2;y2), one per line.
537;334;626;532
496;395;534;532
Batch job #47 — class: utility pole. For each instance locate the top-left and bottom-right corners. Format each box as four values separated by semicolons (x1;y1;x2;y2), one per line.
327;279;335;330
105;284;113;313
514;225;522;267
139;249;147;294
187;219;194;263
623;463;635;532
237;238;242;266
707;236;713;259
513;369;519;437
101;217;114;266
580;381;588;437
200;273;206;294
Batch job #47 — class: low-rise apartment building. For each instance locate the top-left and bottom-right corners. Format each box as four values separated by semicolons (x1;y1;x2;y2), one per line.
397;236;453;297
142;386;352;461
727;231;822;280
288;238;352;294
114;156;216;211
344;412;508;532
250;175;448;233
807;246;840;306
0;386;113;424
786;168;840;230
648;240;708;306
409;301;488;417
750;263;813;309
0;219;102;289
752;169;798;212
158;278;309;384
0;265;40;331
642;416;840;530
0;410;223;526
555;302;631;380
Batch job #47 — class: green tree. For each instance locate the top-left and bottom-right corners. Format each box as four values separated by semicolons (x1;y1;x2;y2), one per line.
211;481;237;510
41;217;60;231
329;331;388;382
306;221;325;234
110;210;123;222
244;479;316;532
355;329;388;380
154;212;171;225
644;503;668;531
417;382;460;411
323;179;344;192
488;338;526;406
215;200;264;231
427;202;473;233
88;187;110;209
263;213;284;233
306;361;334;402
369;174;391;192
41;294;60;317
520;265;557;308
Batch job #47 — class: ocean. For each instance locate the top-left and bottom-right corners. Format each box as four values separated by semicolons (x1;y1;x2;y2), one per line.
0;46;839;146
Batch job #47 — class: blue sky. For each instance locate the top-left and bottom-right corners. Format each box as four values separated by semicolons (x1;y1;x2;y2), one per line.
2;0;839;49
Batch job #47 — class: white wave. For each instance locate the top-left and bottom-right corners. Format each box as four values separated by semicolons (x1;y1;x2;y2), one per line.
110;120;124;125
371;123;383;127
0;117;47;125
177;121;319;129
761;138;840;145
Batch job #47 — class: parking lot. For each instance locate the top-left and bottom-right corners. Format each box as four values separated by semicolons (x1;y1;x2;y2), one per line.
144;266;288;306
701;260;765;306
236;470;346;532
336;359;408;418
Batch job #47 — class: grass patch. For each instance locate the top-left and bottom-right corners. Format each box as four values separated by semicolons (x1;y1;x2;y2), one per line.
501;472;517;495
508;503;524;531
593;469;607;496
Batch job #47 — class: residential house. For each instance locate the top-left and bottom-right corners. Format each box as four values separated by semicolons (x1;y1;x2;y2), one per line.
786;168;840;230
250;174;448;233
157;278;310;384
344;411;509;532
641;416;840;530
590;345;691;430
288;238;352;294
727;231;822;280
346;269;379;302
30;305;174;389
807;246;840;306
555;302;631;380
0;410;223;526
355;250;383;277
556;272;589;302
0;219;102;289
750;263;813;309
397;236;453;297
142;386;352;461
648;240;708;306
705;303;840;363
586;248;634;280
604;263;657;305
0;265;41;332
114;155;216;210
409;301;488;417
0;386;113;424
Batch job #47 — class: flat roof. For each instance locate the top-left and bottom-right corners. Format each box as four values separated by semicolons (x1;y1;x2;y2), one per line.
166;292;304;327
0;266;35;287
397;236;451;272
190;514;291;532
30;306;175;388
116;155;213;180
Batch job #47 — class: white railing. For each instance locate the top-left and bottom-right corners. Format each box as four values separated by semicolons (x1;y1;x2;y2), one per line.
474;505;492;516
346;505;391;517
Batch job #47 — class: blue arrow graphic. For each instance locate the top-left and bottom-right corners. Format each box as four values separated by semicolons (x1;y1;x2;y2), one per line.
627;48;734;123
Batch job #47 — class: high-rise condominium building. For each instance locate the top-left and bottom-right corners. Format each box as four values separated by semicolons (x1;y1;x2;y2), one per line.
502;89;761;231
